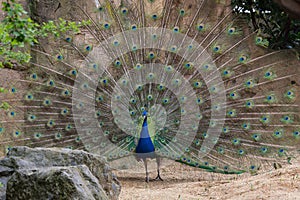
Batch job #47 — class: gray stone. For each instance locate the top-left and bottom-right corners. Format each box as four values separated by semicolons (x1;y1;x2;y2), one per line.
0;146;121;200
6;166;108;200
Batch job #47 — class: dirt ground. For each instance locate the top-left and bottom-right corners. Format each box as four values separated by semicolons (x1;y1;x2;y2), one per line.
115;159;300;200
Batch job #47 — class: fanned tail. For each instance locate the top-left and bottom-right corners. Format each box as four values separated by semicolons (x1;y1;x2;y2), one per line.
0;0;299;174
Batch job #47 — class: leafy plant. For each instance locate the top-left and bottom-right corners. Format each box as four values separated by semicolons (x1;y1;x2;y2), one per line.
0;0;89;68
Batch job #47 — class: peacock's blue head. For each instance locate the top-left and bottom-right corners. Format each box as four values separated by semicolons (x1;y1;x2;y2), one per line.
142;110;147;117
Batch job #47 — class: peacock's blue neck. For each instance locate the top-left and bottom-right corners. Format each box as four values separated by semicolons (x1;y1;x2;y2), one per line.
140;116;151;138
135;116;155;154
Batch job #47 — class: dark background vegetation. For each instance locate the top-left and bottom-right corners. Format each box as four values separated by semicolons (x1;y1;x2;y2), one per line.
232;0;300;50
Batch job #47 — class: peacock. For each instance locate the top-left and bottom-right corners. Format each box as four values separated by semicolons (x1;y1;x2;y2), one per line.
0;0;300;183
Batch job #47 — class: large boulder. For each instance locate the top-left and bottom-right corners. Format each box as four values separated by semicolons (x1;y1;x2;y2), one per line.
0;146;121;200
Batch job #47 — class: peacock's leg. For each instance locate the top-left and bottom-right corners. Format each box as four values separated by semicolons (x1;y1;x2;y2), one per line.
143;158;149;183
154;157;163;181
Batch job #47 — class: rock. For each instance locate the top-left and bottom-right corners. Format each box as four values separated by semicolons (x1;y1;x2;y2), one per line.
0;146;121;200
6;166;108;200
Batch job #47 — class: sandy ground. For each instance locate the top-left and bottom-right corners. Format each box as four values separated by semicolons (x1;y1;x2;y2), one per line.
115;159;300;200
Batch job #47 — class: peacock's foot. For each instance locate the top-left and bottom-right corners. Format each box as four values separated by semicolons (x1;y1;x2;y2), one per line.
154;174;164;181
145;176;150;183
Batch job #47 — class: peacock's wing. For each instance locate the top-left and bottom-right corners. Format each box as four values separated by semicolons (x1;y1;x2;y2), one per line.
0;0;299;173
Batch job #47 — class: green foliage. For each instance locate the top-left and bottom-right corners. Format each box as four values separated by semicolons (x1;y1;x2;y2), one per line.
0;0;88;68
231;0;300;50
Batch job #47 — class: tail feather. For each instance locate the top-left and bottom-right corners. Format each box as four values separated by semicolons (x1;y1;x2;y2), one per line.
0;0;299;174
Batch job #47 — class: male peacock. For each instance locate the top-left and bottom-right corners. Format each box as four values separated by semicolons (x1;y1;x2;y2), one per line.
0;0;300;183
135;111;163;182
